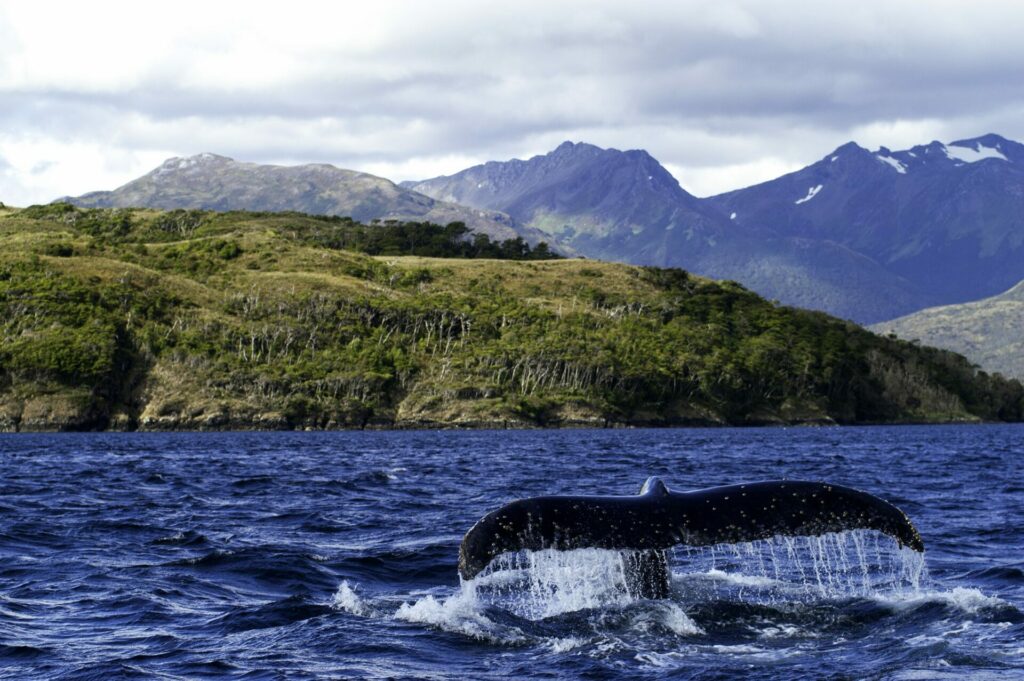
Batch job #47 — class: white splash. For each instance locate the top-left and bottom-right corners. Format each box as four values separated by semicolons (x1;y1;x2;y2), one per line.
877;586;1008;615
335;529;1019;665
636;601;704;636
670;530;928;602
395;589;524;643
331;580;370;616
794;184;823;205
472;548;638;619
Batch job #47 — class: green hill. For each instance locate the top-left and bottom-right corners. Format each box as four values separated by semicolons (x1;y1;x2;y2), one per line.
871;280;1024;381
0;203;1020;431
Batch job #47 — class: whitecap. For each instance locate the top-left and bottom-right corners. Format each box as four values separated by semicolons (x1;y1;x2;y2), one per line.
331;580;370;617
877;586;1010;615
394;590;526;644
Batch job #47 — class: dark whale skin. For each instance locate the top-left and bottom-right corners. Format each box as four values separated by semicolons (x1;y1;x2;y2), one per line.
459;478;923;581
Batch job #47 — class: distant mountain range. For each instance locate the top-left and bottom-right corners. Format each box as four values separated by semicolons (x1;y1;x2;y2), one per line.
65;153;550;244
870;278;1024;380
708;133;1024;313
63;135;1024;326
408;134;1024;323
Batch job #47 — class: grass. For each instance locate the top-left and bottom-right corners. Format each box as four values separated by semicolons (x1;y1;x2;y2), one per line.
0;204;1020;431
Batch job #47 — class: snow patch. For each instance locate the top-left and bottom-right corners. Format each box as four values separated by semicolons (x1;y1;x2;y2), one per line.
794;185;823;205
830;155;839;162
944;143;1008;163
876;154;907;174
729;212;736;220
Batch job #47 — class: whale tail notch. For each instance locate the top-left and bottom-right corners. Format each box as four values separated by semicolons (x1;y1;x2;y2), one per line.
458;479;923;593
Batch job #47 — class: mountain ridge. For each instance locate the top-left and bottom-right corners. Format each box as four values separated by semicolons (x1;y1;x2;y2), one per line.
707;133;1024;311
64;153;555;246
409;134;1024;323
60;134;1024;327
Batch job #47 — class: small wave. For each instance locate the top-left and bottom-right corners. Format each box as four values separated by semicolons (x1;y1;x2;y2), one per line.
544;636;588;653
395;591;528;644
756;623;818;639
208;595;333;633
0;643;50;660
151;530;208;547
700;568;782;588
332;580;371;617
231;475;276;489
333;470;395;491
164;547;339;594
630;601;704;636
876;587;1019;617
963;565;1024;583
634;644;794;670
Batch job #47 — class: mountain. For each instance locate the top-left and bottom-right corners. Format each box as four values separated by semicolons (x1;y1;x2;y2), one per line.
64;153;550;245
2;203;1021;430
708;134;1024;308
410;135;1024;323
405;141;727;263
407;142;935;322
870;279;1024;380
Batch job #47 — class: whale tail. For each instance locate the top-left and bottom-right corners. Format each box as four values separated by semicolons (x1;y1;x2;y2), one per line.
458;478;923;596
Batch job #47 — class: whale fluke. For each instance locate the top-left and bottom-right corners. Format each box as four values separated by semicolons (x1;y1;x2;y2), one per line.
458;478;923;597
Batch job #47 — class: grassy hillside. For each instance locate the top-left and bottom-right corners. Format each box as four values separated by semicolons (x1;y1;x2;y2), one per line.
871;280;1024;381
0;204;1020;431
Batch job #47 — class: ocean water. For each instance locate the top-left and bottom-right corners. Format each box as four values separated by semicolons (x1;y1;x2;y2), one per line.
1;425;1022;680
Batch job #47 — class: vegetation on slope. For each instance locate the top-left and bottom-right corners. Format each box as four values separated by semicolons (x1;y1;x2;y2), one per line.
0;204;1020;431
871;280;1024;381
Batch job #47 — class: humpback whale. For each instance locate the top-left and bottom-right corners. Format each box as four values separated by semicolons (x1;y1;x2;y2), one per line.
459;478;923;598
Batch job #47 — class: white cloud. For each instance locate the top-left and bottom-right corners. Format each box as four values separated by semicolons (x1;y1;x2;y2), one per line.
666;158;806;198
0;135;174;206
2;0;1024;203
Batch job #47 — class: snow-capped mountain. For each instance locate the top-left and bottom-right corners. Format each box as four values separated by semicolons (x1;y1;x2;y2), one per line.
708;134;1024;310
412;134;1024;323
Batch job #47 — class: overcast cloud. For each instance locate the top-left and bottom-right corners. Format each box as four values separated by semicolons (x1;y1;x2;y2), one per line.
2;0;1024;205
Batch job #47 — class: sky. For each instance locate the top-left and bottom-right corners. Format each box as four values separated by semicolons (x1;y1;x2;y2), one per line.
2;0;1024;205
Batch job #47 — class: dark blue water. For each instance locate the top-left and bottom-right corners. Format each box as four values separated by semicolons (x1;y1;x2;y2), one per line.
1;426;1022;680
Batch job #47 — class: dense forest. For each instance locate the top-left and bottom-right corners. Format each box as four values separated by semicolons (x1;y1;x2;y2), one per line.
0;203;1020;431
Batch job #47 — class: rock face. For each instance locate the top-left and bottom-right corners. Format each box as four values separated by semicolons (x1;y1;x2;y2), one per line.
871;279;1024;380
410;135;1024;324
65;153;550;245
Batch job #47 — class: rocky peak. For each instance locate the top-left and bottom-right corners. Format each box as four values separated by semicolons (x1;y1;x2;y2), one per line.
154;153;234;174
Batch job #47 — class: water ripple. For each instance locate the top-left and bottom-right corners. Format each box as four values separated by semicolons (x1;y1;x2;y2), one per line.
0;425;1022;679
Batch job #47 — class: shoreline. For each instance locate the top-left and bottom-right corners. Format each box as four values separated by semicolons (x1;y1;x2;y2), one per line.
0;415;1000;434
